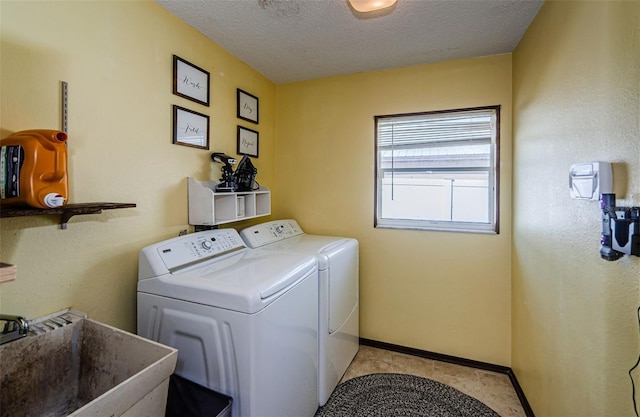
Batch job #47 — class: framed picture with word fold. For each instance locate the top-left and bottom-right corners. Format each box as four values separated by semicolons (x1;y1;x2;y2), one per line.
173;105;209;150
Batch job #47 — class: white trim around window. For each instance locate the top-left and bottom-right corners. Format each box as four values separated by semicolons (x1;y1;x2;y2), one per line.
374;105;500;234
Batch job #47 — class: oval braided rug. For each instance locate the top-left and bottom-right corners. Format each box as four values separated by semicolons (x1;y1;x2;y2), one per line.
315;373;500;417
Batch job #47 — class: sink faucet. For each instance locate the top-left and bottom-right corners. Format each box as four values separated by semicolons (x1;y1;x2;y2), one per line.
0;314;29;345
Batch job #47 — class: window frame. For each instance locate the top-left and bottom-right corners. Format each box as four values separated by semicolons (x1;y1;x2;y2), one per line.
374;105;501;234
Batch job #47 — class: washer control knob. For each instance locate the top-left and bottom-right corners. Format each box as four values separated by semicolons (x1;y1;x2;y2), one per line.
201;240;213;250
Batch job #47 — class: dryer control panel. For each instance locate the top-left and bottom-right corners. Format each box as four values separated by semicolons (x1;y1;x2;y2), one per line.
140;229;246;276
240;219;304;248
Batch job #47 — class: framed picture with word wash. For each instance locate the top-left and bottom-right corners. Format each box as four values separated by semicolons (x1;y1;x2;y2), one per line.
173;55;210;107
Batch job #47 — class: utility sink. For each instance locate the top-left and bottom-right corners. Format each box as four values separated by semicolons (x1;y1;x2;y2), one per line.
0;310;178;417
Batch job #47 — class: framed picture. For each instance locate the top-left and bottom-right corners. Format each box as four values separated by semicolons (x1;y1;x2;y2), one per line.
173;55;210;106
173;105;209;150
237;88;259;124
237;126;259;157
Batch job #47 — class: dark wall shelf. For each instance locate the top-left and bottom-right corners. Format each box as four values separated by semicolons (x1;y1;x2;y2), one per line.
0;203;136;229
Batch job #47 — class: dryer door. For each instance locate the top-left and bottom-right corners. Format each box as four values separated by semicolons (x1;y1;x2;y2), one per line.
325;240;359;333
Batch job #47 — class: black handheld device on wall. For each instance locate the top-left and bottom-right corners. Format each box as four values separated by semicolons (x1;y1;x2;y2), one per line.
600;193;640;261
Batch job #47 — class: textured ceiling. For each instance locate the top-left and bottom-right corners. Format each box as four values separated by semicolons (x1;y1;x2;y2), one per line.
157;0;543;84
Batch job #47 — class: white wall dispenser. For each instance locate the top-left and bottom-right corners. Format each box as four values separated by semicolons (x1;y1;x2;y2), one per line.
569;161;612;200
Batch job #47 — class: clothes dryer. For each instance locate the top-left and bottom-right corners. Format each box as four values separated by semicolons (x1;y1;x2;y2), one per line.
137;228;319;417
240;219;359;406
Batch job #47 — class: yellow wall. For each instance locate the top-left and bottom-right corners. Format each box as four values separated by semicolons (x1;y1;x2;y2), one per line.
512;1;640;416
7;6;637;413
0;1;275;332
276;55;513;365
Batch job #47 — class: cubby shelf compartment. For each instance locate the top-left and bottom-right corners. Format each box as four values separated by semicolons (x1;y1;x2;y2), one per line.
0;202;136;229
188;177;271;226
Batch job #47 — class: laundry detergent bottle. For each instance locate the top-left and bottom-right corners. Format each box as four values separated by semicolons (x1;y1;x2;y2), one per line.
0;129;69;208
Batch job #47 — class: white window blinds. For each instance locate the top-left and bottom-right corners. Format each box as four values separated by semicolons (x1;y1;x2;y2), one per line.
377;108;496;148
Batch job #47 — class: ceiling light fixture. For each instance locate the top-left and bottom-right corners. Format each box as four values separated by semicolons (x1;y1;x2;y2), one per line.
348;0;397;13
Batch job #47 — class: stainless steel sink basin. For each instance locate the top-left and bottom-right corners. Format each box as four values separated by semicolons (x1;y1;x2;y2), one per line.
0;310;177;417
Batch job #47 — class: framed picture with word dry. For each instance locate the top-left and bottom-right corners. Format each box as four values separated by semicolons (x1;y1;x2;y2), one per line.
237;88;259;124
173;105;209;150
173;55;210;106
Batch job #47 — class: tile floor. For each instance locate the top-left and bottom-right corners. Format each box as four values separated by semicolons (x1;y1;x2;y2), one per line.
340;345;527;417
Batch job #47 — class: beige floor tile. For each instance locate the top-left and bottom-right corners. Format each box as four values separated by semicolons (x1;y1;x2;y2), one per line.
390;351;436;378
354;345;394;363
435;374;485;399
486;401;527;417
341;346;528;417
477;369;513;389
433;360;481;380
340;348;393;382
476;372;522;409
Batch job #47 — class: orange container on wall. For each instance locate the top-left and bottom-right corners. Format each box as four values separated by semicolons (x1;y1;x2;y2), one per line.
0;129;69;209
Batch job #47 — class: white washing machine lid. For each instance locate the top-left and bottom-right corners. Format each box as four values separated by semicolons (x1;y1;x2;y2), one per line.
137;229;317;314
138;249;316;314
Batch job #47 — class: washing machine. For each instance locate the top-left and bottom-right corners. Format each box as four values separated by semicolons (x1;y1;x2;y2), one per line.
136;228;319;417
240;219;359;406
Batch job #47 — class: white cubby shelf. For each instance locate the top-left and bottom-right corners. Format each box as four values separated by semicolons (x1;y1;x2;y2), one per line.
187;177;271;226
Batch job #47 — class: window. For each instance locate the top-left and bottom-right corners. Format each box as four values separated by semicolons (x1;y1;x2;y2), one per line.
375;106;500;233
